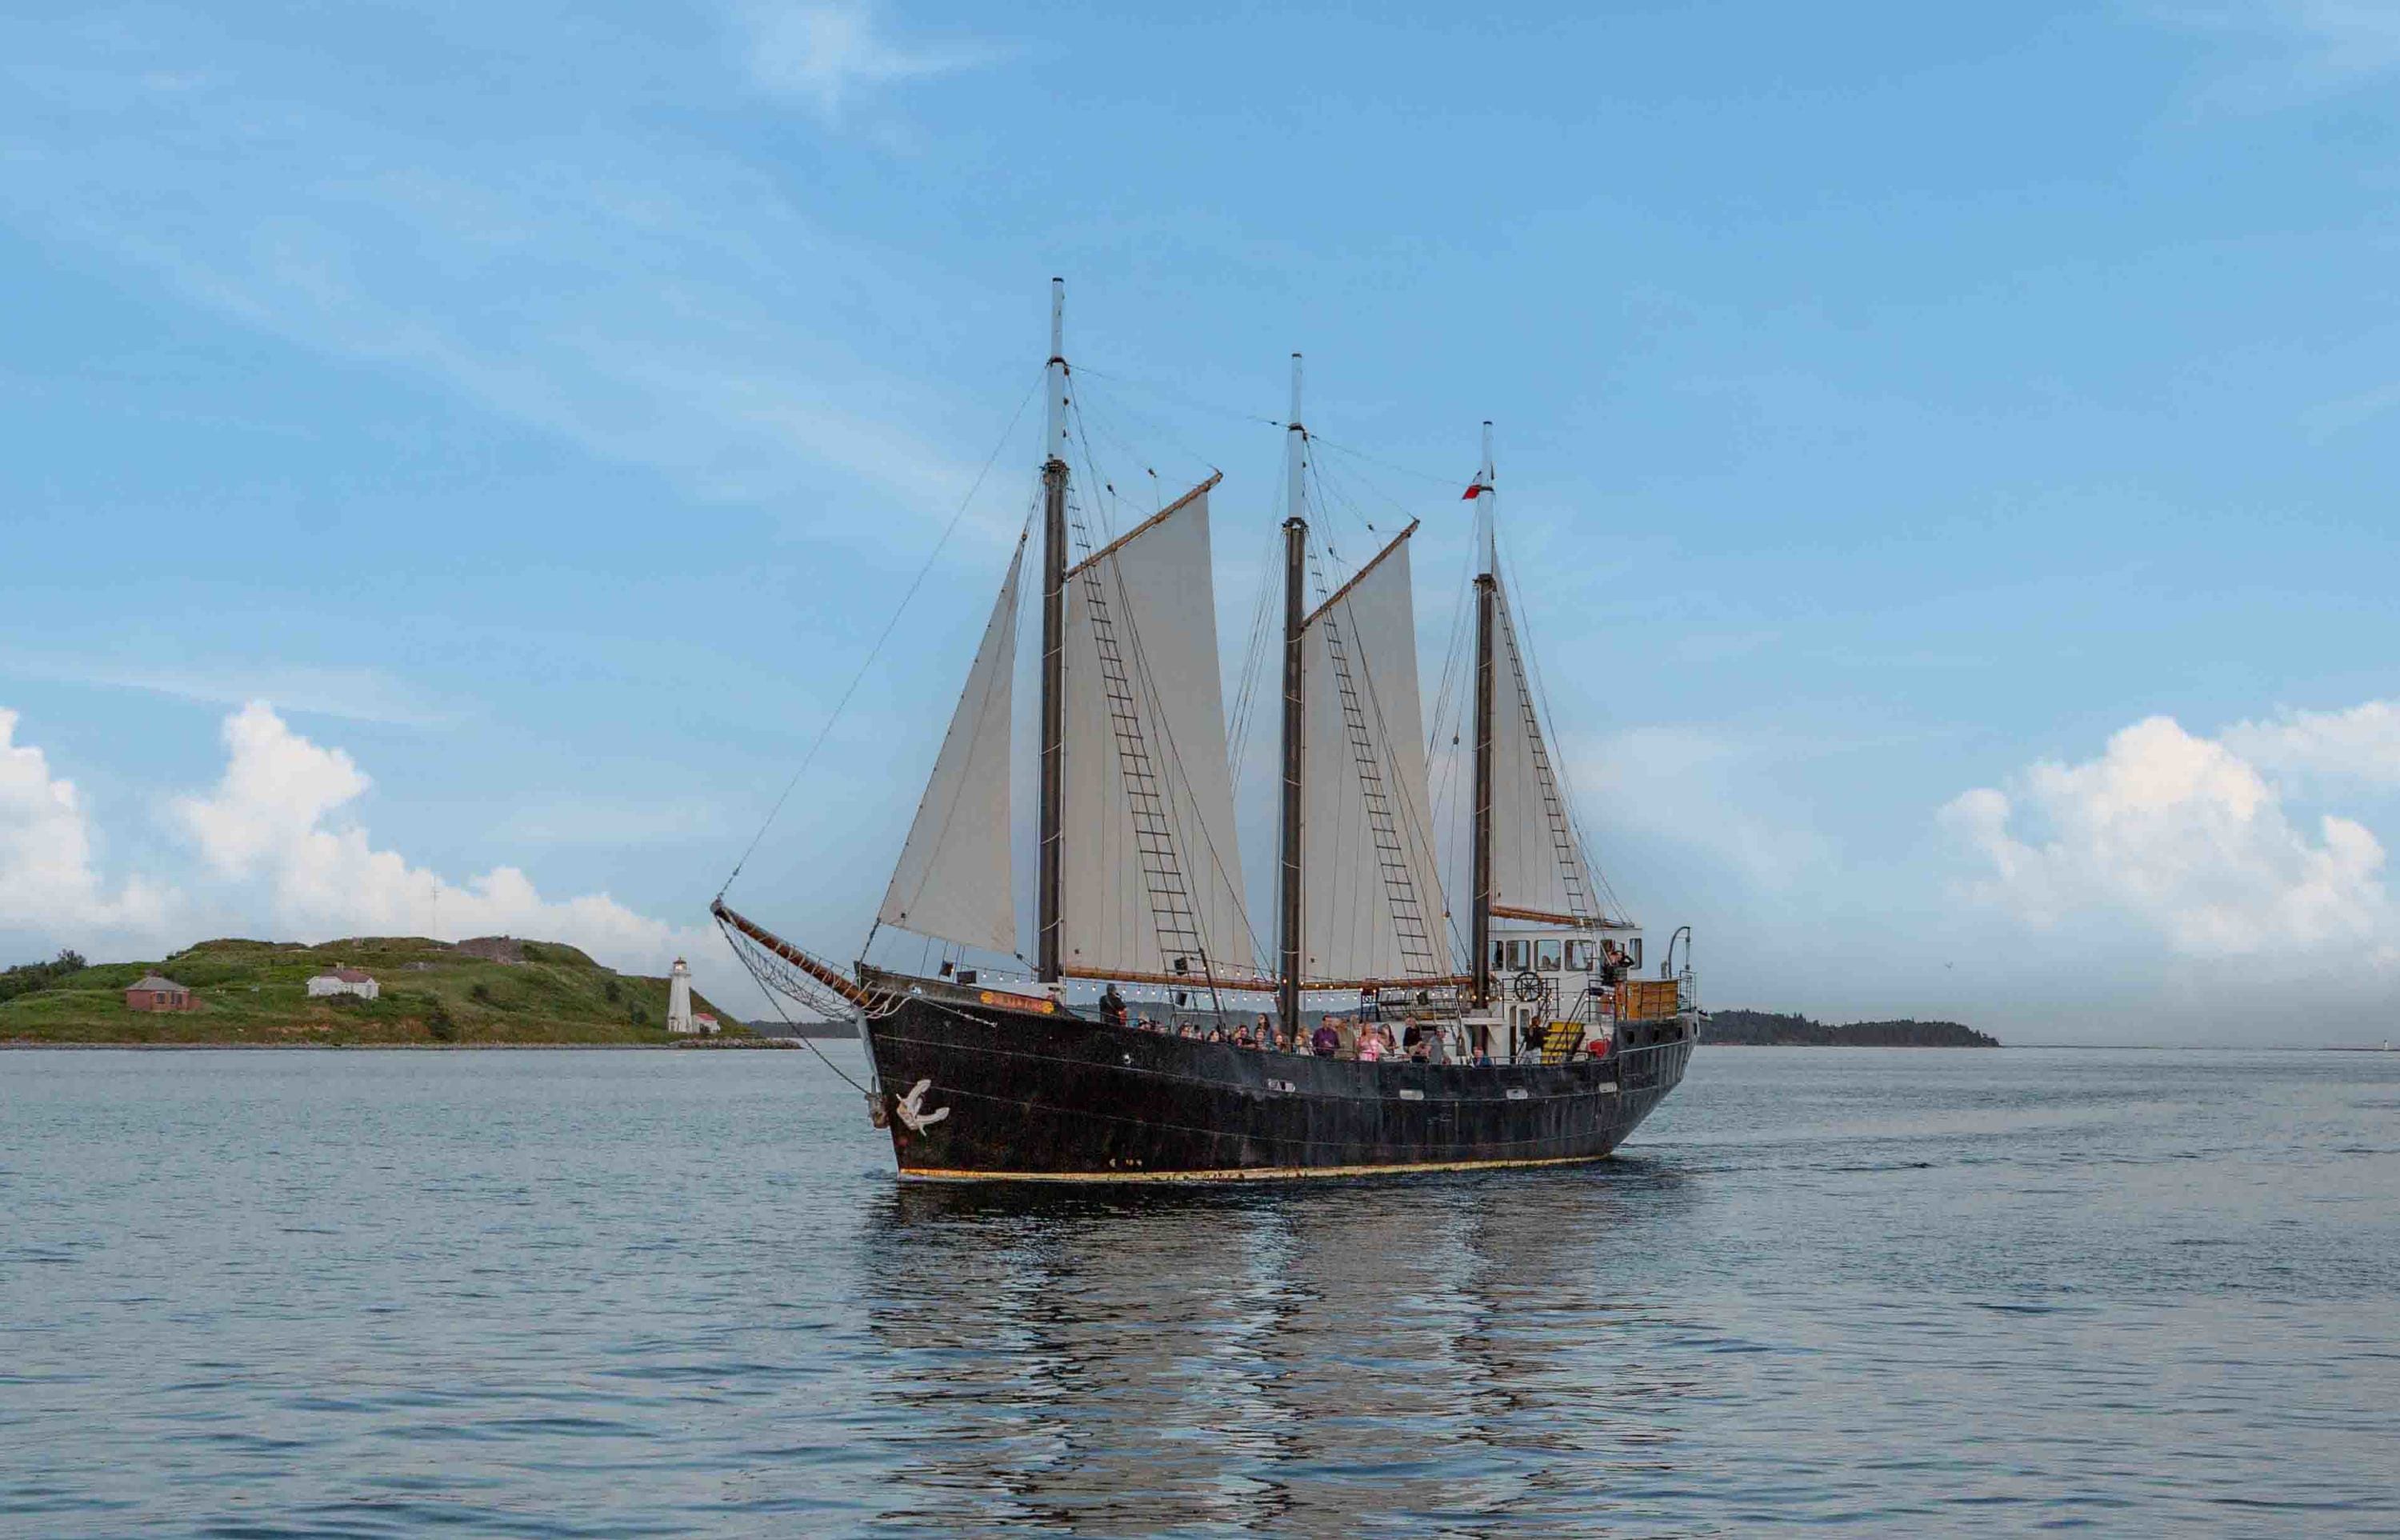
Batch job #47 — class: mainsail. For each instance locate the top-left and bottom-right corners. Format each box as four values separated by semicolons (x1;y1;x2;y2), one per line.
875;535;1024;954
1486;577;1602;925
1298;526;1450;984
1058;478;1258;980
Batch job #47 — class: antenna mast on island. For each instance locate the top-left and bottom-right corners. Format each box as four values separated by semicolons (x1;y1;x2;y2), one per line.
1276;354;1308;1035
1037;279;1069;983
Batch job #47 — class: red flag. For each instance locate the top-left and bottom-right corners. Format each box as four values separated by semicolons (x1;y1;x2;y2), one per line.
1462;482;1488;500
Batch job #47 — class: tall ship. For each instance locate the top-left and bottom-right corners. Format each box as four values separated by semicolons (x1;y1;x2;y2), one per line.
716;282;1697;1180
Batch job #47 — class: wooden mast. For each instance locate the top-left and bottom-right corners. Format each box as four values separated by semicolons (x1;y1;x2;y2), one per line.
1470;422;1497;1010
1037;279;1069;983
1276;354;1307;1036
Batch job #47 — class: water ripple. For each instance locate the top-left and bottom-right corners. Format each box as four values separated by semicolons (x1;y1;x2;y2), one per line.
2;1046;2395;1534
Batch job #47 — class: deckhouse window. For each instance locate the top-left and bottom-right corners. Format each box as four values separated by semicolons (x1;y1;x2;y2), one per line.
1505;939;1530;971
1565;940;1594;971
1535;939;1563;970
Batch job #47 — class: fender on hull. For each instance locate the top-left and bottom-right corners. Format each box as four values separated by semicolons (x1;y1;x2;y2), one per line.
864;993;1694;1181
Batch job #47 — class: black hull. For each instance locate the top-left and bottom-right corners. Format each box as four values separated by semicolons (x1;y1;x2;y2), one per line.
862;991;1694;1181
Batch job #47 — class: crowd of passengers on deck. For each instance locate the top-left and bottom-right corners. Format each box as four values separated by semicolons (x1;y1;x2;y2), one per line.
1086;983;1614;1066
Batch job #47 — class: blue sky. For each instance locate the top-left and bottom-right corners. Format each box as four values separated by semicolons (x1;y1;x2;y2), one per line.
4;1;2398;1041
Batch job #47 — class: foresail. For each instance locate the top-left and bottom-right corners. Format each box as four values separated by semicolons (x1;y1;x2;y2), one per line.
1059;483;1258;979
1299;529;1450;983
877;537;1023;954
1488;579;1602;924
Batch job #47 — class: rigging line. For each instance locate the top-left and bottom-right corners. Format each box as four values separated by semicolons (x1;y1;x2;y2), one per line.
1427;495;1487;922
1069;374;1223;489
1302;458;1360;573
1494;530;1610;910
718;366;1044;899
1426;517;1476;761
1310;432;1469;490
866;522;1031;958
1075;401;1166;518
1066;387;1121;550
1069;362;1287;431
1493;546;1625;921
1099;532;1271;970
1422;499;1479;860
1225;517;1284;777
715;924;870;1095
1302;454;1379;564
1310;450;1418;544
1314;526;1466;972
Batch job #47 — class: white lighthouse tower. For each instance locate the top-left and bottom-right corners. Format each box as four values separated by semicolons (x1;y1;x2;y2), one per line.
666;958;696;1034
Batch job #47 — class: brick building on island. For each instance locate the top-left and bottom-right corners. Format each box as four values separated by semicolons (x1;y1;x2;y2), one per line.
125;974;193;1012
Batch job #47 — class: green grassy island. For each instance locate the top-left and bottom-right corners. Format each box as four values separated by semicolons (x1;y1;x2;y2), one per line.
0;937;746;1047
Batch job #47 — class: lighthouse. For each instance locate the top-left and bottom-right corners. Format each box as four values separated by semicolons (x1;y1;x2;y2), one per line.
666;958;695;1034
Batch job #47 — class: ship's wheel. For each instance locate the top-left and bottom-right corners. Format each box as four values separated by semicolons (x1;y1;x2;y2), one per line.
1510;969;1545;1002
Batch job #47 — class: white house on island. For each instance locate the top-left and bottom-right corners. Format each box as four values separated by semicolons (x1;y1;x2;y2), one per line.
306;967;379;1001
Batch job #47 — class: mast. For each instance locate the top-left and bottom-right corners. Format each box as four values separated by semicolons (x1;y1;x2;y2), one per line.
1037;279;1069;982
1277;354;1307;1034
1470;421;1496;1010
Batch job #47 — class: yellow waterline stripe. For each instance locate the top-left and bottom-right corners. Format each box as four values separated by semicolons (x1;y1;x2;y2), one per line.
898;1151;1615;1184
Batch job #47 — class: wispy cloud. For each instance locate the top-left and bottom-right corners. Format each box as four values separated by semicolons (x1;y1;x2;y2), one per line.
6;656;453;727
2154;1;2400;105
0;15;1021;550
1570;725;1837;894
2301;379;2400;441
498;797;731;846
728;1;1006;121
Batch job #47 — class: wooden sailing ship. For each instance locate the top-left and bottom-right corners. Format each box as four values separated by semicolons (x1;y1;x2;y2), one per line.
715;281;1696;1179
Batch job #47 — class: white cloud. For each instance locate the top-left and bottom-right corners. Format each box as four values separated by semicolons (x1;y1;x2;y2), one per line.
2221;699;2400;787
170;702;718;979
1942;713;2398;960
0;708;174;938
730;1;1002;120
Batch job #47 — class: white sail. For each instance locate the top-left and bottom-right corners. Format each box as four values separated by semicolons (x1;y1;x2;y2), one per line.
1487;579;1601;923
1298;528;1450;983
876;537;1023;954
1059;481;1258;978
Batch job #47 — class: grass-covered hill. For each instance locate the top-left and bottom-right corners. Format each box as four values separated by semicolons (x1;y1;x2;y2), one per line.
1706;1010;1998;1047
0;937;743;1046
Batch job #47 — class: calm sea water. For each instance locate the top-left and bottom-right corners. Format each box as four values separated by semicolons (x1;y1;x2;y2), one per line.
3;1046;2395;1537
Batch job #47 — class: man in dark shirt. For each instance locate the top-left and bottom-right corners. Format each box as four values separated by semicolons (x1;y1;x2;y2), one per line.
1098;983;1126;1029
1310;1021;1339;1058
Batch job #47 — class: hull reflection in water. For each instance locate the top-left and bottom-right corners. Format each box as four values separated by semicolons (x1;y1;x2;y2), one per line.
866;989;1695;1179
858;1165;1702;1534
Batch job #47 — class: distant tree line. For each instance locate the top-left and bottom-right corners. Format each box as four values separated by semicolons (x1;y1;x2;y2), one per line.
1706;1009;1998;1047
0;950;87;1006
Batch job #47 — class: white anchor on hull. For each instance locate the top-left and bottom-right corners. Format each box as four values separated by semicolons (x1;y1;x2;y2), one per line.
894;1078;950;1135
